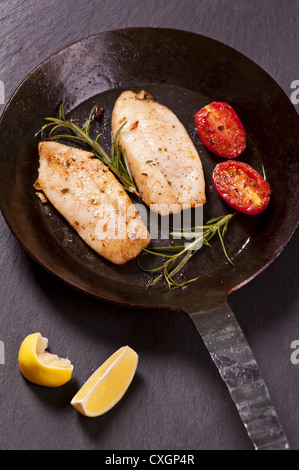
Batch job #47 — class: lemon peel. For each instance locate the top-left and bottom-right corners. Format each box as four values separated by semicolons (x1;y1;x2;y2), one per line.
71;345;138;417
18;332;73;387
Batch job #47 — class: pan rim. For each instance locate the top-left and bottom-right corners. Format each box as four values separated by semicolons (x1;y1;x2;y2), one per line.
0;27;298;311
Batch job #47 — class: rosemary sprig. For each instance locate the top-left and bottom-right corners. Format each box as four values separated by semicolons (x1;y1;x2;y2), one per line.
35;101;138;195
139;213;235;289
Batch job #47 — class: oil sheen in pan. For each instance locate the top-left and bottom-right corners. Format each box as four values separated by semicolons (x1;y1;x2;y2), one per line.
36;83;266;286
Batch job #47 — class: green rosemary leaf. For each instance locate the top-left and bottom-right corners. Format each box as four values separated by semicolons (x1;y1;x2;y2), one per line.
37;102;138;195
83;104;98;136
140;213;235;289
142;248;175;258
222;220;228;237
111;121;127;169
204;230;217;243
147;274;163;288
217;227;235;266
58;100;66;120
95;132;103;143
50;134;87;144
147;245;185;252
169;276;199;289
122;149;134;184
113;121;127;146
48;124;65;138
167;250;194;279
205;215;226;224
136;258;165;274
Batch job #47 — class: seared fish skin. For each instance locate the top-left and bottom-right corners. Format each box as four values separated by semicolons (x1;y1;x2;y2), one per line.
37;141;150;264
112;90;206;215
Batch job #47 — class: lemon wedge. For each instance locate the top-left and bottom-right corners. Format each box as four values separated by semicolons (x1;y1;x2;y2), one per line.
71;345;138;417
18;332;73;387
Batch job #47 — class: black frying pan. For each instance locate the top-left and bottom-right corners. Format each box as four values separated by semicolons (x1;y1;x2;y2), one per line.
0;28;298;449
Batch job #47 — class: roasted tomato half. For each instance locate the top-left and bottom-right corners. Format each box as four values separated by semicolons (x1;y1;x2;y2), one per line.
212;161;271;215
195;102;246;158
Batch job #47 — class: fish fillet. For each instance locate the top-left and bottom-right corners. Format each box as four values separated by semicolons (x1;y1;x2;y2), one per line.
112;90;206;216
37;141;150;265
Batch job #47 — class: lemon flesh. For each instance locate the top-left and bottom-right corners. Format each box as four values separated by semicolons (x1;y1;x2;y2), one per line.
18;332;73;387
71;345;138;417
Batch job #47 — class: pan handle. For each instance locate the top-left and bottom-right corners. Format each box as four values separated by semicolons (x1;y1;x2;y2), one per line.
189;302;290;450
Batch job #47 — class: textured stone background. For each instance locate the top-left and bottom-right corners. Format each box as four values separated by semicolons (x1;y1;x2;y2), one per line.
0;0;298;450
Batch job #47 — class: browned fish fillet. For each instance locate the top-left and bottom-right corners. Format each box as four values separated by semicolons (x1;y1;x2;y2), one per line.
37;141;150;264
112;90;206;215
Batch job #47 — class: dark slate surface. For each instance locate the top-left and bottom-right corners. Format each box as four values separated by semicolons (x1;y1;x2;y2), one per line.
0;0;298;450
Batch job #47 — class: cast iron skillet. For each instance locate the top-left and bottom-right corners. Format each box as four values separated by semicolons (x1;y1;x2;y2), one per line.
0;28;298;449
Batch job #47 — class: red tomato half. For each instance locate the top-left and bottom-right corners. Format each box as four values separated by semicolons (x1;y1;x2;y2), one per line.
195;102;246;158
212;161;271;215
